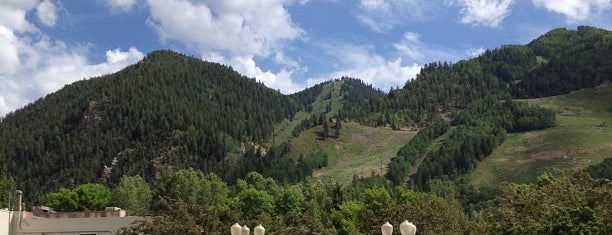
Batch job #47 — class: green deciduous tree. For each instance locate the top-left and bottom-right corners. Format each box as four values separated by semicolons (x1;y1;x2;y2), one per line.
388;192;473;234
46;188;79;211
157;168;229;212
331;201;365;235
47;183;110;211
112;175;152;215
275;186;303;216
484;172;612;234
74;183;111;211
238;188;275;220
119;197;201;235
363;187;392;216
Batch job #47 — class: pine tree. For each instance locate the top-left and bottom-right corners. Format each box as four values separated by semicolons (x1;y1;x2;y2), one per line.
335;116;341;138
323;118;329;139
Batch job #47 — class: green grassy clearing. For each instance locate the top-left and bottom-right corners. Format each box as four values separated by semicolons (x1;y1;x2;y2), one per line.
289;121;417;184
270;79;418;185
270;80;344;146
270;111;309;147
472;84;612;188
310;79;344;117
271;80;345;147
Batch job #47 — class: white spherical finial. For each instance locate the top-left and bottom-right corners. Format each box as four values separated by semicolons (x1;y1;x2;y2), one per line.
400;220;417;235
241;225;250;235
381;221;393;235
254;224;265;235
231;223;242;235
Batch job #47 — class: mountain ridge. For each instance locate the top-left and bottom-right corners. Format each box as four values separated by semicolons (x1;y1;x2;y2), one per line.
0;26;610;203
0;50;304;201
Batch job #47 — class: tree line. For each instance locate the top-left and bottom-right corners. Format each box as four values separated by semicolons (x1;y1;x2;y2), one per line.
2;167;608;235
412;97;556;190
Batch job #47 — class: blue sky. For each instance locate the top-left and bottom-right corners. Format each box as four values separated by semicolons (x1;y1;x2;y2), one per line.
1;0;611;116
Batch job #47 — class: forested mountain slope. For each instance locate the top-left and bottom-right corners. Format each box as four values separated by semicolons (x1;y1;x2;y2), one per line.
0;26;610;205
290;77;384;116
350;26;611;126
379;26;611;189
0;50;300;201
512;27;612;97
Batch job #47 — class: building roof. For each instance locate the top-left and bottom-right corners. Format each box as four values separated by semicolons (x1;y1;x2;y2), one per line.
17;216;144;234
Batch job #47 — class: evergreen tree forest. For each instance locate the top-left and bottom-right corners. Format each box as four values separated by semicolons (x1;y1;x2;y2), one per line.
289;80;330;112
512;26;612;97
345;26;612;127
0;26;611;234
0;50;301;202
386;96;557;189
411;97;556;190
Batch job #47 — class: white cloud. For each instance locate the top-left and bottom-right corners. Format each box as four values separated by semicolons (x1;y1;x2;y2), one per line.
220;55;304;95
532;0;612;21
329;58;421;90
308;43;422;90
146;0;303;57
0;0;40;32
106;47;143;64
32;47;144;95
145;0;305;94
356;0;428;32
466;47;485;57
36;0;57;26
0;43;144;116
308;30;473;90
274;52;308;74
449;0;513;27
0;26;21;75
104;0;137;12
394;32;425;61
200;53;303;94
394;31;461;63
0;2;144;116
229;56;303;94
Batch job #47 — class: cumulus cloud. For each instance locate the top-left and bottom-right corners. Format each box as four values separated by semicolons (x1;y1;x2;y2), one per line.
274;52;308;74
466;47;486;57
307;29;473;90
532;0;612;21
230;55;304;93
32;47;144;94
448;0;513;27
36;0;57;26
394;32;425;61
356;0;429;32
201;53;303;94
394;31;461;63
0;26;21;75
307;43;422;90
0;1;144;116
0;43;144;116
0;0;40;32
146;0;302;57
145;0;304;93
